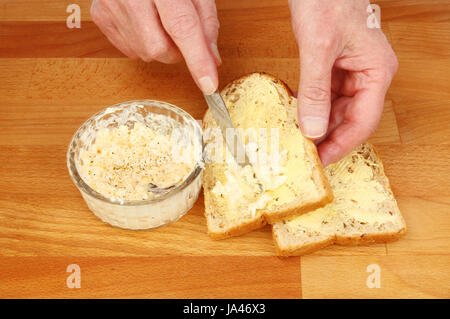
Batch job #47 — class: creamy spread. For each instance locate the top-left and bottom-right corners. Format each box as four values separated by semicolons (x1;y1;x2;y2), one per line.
327;153;396;224
206;76;319;218
228;79;318;208
76;105;200;202
286;206;338;230
68;101;203;230
211;146;287;218
286;146;399;230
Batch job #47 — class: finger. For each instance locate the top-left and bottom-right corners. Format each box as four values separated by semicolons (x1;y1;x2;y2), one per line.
125;0;182;64
90;1;138;59
154;0;218;94
331;67;347;98
317;84;386;166
192;0;221;65
102;23;139;59
96;20;138;59
297;42;336;140
314;96;351;145
327;96;352;135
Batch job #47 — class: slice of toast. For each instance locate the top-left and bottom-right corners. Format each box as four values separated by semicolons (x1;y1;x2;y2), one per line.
273;143;407;256
202;73;333;239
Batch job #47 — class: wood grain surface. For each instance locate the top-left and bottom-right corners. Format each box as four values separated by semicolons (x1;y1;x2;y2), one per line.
0;0;449;299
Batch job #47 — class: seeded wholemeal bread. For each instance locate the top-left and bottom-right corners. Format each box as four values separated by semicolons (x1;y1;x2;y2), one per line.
273;142;407;256
202;73;333;239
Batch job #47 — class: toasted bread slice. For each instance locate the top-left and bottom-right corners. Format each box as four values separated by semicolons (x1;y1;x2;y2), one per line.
273;143;407;256
202;73;333;239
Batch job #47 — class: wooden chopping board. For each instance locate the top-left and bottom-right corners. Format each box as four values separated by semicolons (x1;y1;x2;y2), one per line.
0;0;449;298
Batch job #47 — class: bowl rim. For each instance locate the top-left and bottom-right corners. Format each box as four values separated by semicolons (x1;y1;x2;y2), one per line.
66;99;204;206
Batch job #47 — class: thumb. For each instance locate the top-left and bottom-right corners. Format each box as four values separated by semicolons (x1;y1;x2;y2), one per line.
297;49;334;139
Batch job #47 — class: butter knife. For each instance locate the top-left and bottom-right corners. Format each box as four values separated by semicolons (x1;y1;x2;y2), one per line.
204;90;250;167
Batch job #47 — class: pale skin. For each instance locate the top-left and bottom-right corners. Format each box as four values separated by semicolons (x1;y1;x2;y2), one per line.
91;0;398;166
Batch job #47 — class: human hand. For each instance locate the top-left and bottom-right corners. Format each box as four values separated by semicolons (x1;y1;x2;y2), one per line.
91;0;221;94
289;0;398;166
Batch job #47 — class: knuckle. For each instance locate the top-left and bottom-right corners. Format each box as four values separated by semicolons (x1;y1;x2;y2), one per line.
167;13;199;39
90;6;102;23
354;118;377;137
378;66;394;86
388;51;399;75
355;118;377;137
378;68;390;82
90;0;109;24
94;0;109;10
377;47;398;80
140;54;152;63
372;57;392;83
301;86;330;104
125;0;144;15
314;37;334;51
145;40;169;59
326;134;346;161
293;21;334;51
203;15;220;31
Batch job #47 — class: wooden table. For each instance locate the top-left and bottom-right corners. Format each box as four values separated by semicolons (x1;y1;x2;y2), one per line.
0;0;449;299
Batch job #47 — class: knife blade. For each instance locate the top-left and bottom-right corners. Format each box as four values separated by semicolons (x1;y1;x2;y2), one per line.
203;90;249;167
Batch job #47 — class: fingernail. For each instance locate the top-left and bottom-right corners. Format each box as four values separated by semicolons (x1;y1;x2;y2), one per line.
301;116;328;139
211;43;222;64
198;76;217;95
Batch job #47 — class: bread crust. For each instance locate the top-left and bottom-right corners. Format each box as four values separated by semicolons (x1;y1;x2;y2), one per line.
202;72;333;239
207;217;267;240
273;215;407;255
273;228;407;257
335;228;407;245
273;142;407;256
221;72;294;97
272;228;335;257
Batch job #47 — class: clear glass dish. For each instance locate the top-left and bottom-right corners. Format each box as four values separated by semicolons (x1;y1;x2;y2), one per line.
67;100;203;230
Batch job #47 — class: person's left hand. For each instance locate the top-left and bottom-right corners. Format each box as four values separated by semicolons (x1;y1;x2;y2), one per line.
289;0;398;166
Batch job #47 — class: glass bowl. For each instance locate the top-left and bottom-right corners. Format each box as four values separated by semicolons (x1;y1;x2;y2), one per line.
67;100;203;230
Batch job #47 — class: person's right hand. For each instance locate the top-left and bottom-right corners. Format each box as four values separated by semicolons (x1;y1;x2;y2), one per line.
91;0;221;94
